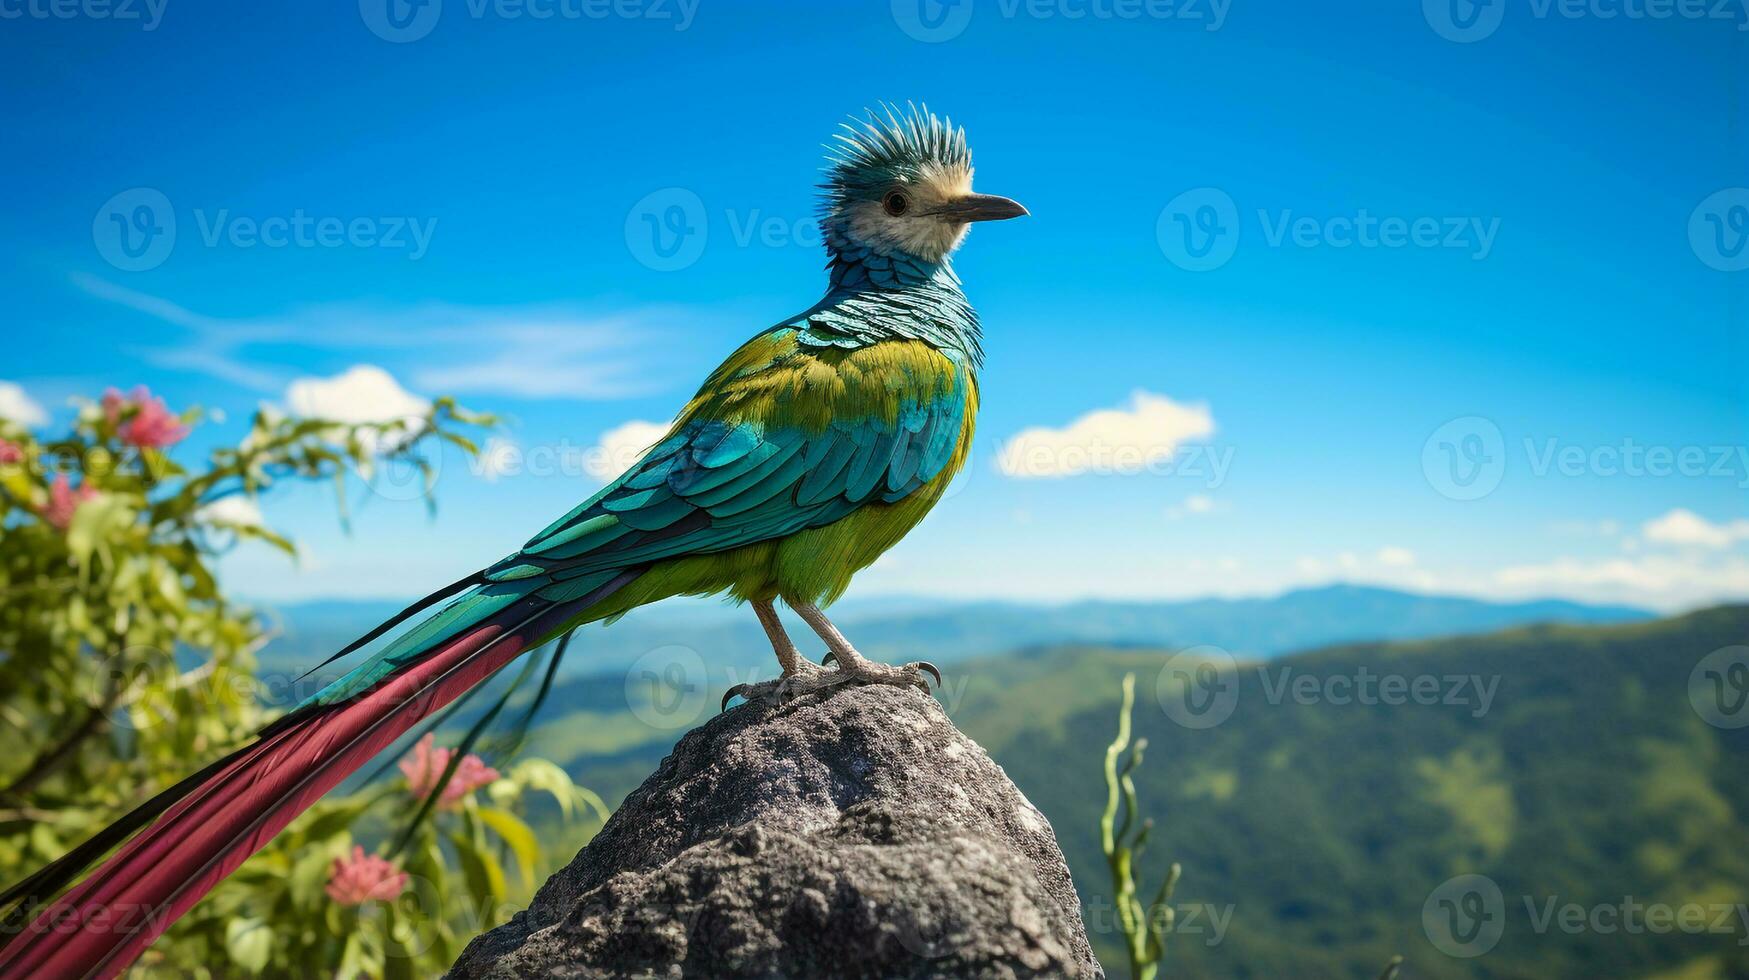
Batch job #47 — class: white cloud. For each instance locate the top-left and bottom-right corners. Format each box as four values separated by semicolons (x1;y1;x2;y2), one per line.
73;275;671;400
285;365;429;425
197;495;264;527
0;381;48;428
1376;546;1416;567
1490;553;1749;610
410;321;654;400
1166;493;1223;519
1293;547;1422;587
1641;508;1749;550
586;419;673;480
997;391;1215;479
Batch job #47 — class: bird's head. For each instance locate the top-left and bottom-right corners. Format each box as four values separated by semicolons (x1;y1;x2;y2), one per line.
819;104;1027;267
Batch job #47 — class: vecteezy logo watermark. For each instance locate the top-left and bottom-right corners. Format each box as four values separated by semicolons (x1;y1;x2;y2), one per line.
891;0;975;41
359;0;443;41
1523;896;1749;944
1159;650;1501;730
1423;874;1506;957
1423;416;1749;500
625;645;709;730
1257;666;1499;718
93;191;437;271
193;210;437;259
1690;645;1749;729
0;0;167;29
1156;645;1240;729
1423;0;1507;41
1425;0;1749;42
1158;191;1501;271
360;0;697;40
1254;209;1500;260
348;419;445;503
1422;416;1507;501
1423;874;1749;957
1690;188;1749;272
1157;188;1240;272
892;0;1228;41
622;191;833;270
625;187;708;271
93;188;176;272
1081;897;1235;947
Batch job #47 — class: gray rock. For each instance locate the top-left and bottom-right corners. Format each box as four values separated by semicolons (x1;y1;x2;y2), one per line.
448;684;1101;979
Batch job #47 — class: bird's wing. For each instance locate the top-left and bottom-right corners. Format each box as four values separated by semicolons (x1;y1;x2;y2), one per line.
481;330;973;601
290;329;973;708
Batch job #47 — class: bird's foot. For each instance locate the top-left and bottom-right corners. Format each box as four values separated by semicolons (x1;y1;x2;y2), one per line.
721;655;940;710
820;651;941;693
719;659;829;710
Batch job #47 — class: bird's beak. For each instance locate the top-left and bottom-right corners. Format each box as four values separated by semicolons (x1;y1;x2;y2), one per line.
935;193;1029;223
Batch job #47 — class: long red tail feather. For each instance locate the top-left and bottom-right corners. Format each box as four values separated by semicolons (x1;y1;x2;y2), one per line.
0;593;591;979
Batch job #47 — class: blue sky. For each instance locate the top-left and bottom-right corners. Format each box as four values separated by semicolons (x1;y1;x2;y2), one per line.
2;0;1745;611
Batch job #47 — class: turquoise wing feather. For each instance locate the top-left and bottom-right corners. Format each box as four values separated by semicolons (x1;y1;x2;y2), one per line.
303;339;968;708
506;392;968;583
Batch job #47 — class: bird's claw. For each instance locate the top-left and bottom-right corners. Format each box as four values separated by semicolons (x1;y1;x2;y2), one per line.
820;651;836;667
913;660;942;689
720;683;754;712
721;657;940;710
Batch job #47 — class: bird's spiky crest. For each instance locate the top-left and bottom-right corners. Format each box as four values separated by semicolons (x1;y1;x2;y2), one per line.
819;103;970;218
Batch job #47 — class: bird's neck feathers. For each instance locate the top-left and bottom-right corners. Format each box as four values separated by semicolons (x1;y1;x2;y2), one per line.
823;222;954;291
804;233;984;370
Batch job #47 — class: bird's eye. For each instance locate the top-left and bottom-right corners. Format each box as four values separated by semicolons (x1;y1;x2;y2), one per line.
882;191;909;217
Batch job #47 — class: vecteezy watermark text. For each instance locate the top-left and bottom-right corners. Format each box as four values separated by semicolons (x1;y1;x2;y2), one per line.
1423;874;1749;958
93;188;438;271
1157;188;1501;271
891;0;1228;43
1155;647;1501;729
1424;0;1749;43
1421;416;1749;500
359;0;697;42
0;0;167;29
192;209;437;259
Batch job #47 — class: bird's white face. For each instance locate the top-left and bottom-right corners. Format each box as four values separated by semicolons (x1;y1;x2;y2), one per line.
843;160;977;264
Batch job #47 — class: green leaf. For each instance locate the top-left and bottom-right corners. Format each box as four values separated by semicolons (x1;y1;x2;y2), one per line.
449;831;507;904
475;807;540;885
337;930;367;980
288;833;351;908
65;494;136;569
297;799;372;844
225;916;274;973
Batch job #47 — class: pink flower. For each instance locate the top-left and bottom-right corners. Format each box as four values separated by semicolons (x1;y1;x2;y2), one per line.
324;846;407;906
42;473;99;531
0;439;22;466
101;387;129;424
399;734;500;808
104;386;188;449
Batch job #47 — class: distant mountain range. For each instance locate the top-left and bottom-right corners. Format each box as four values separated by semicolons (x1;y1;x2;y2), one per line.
254;584;1652;681
435;604;1748;980
250;587;1737;977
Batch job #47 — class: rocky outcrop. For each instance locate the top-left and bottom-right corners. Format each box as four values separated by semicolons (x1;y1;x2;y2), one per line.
449;684;1100;979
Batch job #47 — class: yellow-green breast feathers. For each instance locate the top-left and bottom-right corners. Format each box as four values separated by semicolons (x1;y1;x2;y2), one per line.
498;330;977;621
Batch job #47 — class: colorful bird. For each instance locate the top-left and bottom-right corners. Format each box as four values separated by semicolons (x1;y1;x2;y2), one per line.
0;104;1026;978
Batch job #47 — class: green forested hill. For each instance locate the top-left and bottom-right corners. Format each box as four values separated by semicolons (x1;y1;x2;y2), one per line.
945;607;1749;979
484;606;1748;978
